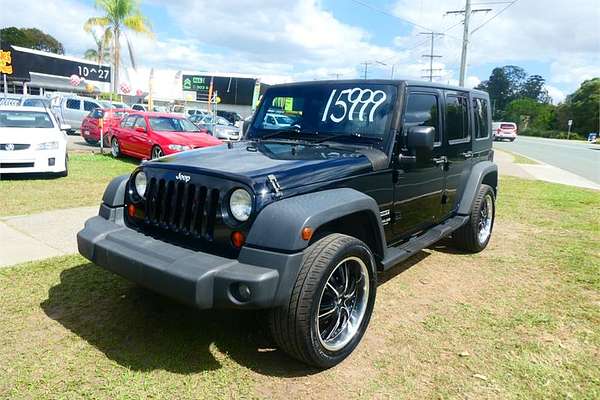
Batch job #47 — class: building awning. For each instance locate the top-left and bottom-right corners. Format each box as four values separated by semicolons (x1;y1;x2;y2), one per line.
28;72;109;93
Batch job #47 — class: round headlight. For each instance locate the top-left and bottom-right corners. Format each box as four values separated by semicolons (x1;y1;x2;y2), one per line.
229;188;252;222
134;171;147;198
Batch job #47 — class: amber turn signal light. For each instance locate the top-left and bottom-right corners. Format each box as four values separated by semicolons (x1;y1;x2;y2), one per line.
301;227;313;241
231;231;246;248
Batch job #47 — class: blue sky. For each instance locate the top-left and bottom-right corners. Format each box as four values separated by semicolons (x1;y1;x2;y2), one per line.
2;0;599;102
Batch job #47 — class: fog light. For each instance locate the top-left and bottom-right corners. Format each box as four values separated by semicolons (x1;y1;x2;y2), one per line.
48;158;55;166
237;283;251;301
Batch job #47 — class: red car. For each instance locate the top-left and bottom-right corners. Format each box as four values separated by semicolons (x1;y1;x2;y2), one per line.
81;108;129;145
108;112;222;160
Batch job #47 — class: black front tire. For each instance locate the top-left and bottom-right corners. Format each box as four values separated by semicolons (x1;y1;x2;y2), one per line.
452;184;495;252
269;234;377;368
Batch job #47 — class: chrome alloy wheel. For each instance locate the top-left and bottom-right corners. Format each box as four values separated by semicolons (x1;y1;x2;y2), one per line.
111;138;119;157
151;146;164;159
478;193;494;245
316;256;370;352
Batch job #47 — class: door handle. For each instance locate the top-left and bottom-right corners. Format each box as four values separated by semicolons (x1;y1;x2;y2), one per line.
432;156;447;165
461;151;473;159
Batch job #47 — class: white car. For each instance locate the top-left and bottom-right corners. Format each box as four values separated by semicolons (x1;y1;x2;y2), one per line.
492;122;518;141
0;106;69;176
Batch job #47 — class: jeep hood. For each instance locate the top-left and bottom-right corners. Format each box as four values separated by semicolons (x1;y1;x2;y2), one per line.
146;140;384;191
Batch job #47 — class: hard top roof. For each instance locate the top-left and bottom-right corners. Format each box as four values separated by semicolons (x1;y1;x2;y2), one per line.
267;79;488;96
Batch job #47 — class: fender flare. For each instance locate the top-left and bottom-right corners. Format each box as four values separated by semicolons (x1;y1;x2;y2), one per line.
457;161;498;215
102;174;129;207
246;188;386;256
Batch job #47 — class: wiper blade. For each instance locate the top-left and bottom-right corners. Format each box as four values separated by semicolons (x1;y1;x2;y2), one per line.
257;128;299;141
313;132;383;144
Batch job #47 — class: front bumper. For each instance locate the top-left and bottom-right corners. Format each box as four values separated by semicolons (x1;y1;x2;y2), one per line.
77;209;303;309
0;148;67;174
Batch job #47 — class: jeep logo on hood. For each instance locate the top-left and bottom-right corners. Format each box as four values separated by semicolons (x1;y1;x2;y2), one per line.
175;172;191;183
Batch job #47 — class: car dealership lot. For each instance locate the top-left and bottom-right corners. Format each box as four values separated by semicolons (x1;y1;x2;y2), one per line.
0;177;598;399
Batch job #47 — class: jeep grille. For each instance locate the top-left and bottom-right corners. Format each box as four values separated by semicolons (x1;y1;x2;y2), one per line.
143;177;220;240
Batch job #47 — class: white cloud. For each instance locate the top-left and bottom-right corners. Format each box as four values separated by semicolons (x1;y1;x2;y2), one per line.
391;0;600;92
545;85;566;104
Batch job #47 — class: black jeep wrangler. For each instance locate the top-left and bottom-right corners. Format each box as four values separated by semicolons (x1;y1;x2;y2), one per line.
78;80;497;368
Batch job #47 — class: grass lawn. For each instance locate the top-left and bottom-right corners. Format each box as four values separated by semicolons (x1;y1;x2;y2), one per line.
0;177;598;399
0;154;138;217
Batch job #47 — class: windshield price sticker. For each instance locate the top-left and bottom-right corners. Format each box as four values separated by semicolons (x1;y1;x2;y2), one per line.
322;88;387;123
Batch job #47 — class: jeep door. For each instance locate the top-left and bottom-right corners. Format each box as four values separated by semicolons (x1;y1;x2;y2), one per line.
393;88;446;237
440;91;472;216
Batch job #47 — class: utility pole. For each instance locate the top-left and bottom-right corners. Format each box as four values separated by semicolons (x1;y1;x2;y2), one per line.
446;1;491;86
420;32;444;82
329;73;343;80
361;61;373;79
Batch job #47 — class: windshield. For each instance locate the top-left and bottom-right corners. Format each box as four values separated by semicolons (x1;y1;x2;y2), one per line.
148;117;200;132
249;83;397;146
0;110;54;128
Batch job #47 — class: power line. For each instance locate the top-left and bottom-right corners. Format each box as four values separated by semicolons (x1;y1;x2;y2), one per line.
347;0;435;32
471;0;521;34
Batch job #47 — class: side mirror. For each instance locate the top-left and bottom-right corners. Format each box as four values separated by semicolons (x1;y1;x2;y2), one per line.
135;126;146;133
60;124;71;131
407;126;435;151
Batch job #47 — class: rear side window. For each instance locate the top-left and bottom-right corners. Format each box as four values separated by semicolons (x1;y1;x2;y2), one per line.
121;116;136;128
84;101;99;112
445;95;469;142
473;98;490;139
133;117;147;130
404;93;440;143
66;99;80;110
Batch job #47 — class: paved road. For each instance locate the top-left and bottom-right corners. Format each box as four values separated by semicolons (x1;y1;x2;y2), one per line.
494;136;600;184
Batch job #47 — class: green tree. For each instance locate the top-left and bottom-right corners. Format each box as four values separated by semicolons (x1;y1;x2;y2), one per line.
505;98;555;130
0;26;64;54
520;75;551;103
84;0;153;91
476;65;528;118
555;78;600;134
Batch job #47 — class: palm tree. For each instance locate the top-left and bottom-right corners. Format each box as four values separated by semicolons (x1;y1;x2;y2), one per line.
84;0;152;92
83;29;112;64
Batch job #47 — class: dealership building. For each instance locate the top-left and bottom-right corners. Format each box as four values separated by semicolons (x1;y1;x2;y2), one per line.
1;44;267;117
0;44;111;96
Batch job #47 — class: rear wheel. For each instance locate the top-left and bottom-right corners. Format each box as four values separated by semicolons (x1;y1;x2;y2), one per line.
269;234;377;368
110;137;121;158
452;184;495;252
151;145;164;159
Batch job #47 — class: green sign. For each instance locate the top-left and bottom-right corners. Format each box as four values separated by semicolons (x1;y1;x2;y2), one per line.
182;75;210;92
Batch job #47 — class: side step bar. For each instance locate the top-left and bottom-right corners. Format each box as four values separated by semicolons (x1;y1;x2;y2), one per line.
381;215;469;271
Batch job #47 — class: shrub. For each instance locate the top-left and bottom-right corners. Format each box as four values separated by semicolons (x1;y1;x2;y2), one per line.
520;128;585;140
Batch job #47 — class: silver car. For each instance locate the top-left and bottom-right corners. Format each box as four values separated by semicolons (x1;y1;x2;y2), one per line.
192;114;241;141
51;95;103;133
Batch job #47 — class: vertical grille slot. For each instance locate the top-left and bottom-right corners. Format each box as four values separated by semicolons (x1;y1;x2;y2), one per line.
137;175;220;242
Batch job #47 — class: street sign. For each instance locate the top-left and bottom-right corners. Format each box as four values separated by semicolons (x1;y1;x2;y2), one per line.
568;119;573;126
